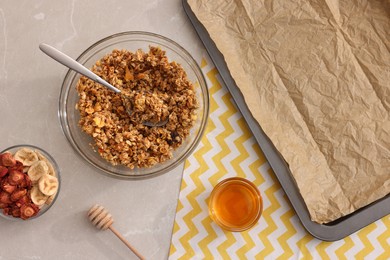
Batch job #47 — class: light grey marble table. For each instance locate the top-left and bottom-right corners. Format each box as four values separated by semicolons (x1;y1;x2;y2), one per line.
0;1;207;259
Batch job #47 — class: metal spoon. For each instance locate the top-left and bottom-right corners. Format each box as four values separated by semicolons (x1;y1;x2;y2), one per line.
39;43;168;127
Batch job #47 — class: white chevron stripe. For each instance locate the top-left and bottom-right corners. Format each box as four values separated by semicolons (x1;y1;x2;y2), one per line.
212;80;228;104
266;194;291;259
188;216;208;259
170;222;188;258
220;129;243;176
325;240;345;259
207;226;226;258
286;214;308;258
170;159;205;258
239;138;261;181
197;141;222;182
207;99;228;141
365;221;386;259
305;238;322;259
258;163;273;191
170;197;191;257
236;138;266;258
200;53;214;72
170;147;220;258
226;232;246;259
347;232;366;259
245;220;267;258
184;151;202;175
187;194;210;257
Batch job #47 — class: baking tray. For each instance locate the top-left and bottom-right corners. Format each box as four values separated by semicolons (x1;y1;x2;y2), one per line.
183;0;390;241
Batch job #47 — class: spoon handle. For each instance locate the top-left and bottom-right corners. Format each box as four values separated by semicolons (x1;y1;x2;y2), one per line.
39;43;121;94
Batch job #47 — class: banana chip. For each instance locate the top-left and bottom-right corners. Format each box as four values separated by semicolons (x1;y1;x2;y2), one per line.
38;174;58;196
30;185;48;206
14;148;39;166
35;151;56;176
27;161;48;182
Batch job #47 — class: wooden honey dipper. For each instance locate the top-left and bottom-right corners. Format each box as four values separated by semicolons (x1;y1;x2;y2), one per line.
88;204;145;260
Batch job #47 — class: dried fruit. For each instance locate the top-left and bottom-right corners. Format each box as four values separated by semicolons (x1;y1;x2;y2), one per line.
38;174;58;196
0;148;58;220
19;175;32;189
16;195;30;208
11;207;21;218
35;151;56;176
11;161;25;172
20;203;39;220
2;207;10;215
45;195;55;205
27;160;48;182
14;148;39;166
8;170;25;185
10;189;27;202
1;181;16;194
93;116;105;128
0;166;8;178
1;153;16;167
30;185;48;206
0;191;12;204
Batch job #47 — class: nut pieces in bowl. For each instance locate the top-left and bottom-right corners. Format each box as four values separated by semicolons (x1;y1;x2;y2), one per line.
76;46;199;169
0;145;60;220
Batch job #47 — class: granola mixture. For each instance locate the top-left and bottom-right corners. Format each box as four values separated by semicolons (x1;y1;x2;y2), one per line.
75;46;199;169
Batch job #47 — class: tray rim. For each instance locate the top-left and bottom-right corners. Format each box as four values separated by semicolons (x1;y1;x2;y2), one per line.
183;0;389;241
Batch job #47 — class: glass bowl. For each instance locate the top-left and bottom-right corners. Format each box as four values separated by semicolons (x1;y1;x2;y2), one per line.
59;31;209;179
0;144;61;221
208;177;262;232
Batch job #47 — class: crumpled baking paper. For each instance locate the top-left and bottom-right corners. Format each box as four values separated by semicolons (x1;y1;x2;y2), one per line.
188;0;390;223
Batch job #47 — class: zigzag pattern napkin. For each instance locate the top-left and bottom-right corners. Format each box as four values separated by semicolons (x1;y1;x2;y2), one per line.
169;57;389;259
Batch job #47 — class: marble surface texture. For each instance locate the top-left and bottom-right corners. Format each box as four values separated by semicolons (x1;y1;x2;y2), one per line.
0;1;206;259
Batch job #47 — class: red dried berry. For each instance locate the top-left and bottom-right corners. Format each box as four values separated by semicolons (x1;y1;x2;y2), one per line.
11;207;21;218
1;153;16;167
20;203;39;220
9;161;24;172
8;170;25;186
10;189;27;202
0;202;9;209
3;207;11;215
0;191;12;204
0;166;8;178
19;175;32;189
16;195;30;207
1;181;16;194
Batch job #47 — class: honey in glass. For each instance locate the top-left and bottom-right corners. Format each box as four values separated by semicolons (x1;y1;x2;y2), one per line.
208;177;262;232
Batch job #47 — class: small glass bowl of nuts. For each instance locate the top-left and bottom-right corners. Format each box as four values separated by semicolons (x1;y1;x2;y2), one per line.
0;144;60;221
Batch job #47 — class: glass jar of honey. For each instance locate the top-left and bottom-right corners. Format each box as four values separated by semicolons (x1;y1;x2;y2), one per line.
208;177;262;232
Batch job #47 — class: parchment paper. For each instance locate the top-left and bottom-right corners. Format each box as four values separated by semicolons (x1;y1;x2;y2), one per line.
188;0;390;223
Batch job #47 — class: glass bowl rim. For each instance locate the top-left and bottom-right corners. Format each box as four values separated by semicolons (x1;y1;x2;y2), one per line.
0;144;61;221
208;177;263;232
58;31;209;180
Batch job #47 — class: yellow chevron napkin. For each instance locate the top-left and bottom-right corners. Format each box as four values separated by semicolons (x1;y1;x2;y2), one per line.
169;57;389;259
